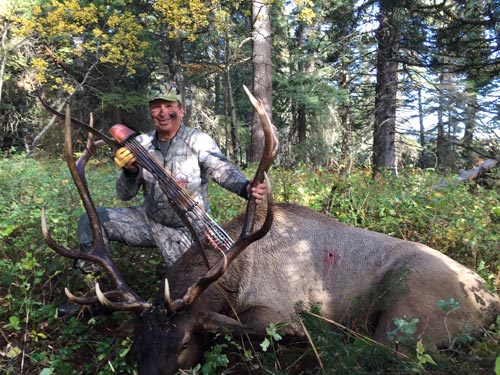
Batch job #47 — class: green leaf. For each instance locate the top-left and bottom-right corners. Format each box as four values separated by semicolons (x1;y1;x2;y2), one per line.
491;207;500;217
419;353;436;366
119;346;130;358
7;315;21;331
265;322;283;341
260;337;270;352
244;349;253;360
437;298;460;312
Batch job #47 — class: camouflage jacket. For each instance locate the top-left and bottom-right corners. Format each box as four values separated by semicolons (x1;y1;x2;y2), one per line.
115;124;249;228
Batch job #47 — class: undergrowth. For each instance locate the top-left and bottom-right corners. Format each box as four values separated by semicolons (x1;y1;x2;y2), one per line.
1;154;499;374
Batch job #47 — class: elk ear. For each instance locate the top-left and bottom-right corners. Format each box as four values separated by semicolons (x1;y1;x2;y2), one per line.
195;312;253;335
111;317;144;337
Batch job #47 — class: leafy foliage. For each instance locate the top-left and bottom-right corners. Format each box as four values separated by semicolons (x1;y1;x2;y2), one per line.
0;154;144;374
1;154;499;374
19;0;150;82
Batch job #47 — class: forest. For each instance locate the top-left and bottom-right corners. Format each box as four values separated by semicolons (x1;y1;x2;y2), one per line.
1;0;500;374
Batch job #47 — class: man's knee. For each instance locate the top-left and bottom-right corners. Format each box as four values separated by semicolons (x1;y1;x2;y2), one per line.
77;207;110;244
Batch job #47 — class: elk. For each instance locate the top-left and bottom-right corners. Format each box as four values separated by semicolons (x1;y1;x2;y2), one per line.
42;98;500;375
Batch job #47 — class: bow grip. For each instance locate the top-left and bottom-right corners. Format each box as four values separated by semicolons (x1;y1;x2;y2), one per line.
109;124;136;144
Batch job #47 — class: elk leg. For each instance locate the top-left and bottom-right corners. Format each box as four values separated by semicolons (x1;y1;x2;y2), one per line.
372;295;443;348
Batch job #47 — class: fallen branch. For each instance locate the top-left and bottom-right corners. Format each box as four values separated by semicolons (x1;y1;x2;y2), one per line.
456;158;499;182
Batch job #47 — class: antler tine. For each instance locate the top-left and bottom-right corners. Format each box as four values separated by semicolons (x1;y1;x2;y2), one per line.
168;87;278;311
64;287;126;305
241;85;279;235
74;113;106;186
41;105;146;310
39;108;103;263
169;246;231;310
64;106;106;252
163;278;173;311
95;283;151;311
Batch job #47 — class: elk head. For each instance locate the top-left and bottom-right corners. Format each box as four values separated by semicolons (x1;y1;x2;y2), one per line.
41;87;279;374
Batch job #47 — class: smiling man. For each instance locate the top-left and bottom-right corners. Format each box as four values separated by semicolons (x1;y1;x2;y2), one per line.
76;82;266;269
149;87;185;141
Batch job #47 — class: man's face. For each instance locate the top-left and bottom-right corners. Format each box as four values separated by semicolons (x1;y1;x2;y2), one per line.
150;99;184;141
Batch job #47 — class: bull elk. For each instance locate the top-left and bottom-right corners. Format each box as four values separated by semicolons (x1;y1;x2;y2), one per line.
42;93;500;375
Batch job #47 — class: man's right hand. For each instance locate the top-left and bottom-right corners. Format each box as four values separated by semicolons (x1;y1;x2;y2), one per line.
114;147;137;172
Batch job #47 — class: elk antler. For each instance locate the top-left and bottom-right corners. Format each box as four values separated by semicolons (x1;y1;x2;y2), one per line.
167;86;279;311
41;105;150;312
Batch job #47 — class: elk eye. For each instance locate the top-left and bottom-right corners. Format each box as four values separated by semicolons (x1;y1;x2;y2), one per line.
181;341;189;350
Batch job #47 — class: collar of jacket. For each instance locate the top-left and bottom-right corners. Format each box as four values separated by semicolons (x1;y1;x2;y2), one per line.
151;124;185;149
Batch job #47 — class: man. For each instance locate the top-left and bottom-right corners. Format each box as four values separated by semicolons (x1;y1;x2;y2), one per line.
76;82;267;268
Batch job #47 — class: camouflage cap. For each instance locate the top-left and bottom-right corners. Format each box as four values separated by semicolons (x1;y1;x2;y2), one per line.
147;82;182;103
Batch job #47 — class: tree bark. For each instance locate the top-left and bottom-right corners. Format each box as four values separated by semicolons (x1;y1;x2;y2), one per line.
436;72;451;173
372;3;401;177
462;88;478;165
417;87;427;168
226;66;240;164
0;20;9;104
337;68;352;176
457;158;498;182
250;0;272;163
295;22;315;163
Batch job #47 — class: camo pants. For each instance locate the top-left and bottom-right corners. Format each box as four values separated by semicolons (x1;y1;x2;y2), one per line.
77;206;194;267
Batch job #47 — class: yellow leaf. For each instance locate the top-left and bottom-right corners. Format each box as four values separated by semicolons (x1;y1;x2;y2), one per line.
6;345;22;359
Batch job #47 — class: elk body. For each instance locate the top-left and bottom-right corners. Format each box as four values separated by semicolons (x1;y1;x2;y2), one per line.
151;202;500;372
41;94;500;375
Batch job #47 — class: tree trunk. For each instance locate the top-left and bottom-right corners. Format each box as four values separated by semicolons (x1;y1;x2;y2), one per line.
338;69;351;176
372;3;401;177
296;22;315;164
462;88;478;166
161;29;186;122
0;20;9;104
226;66;240;164
436;73;448;173
417;87;426;168
250;0;272;163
